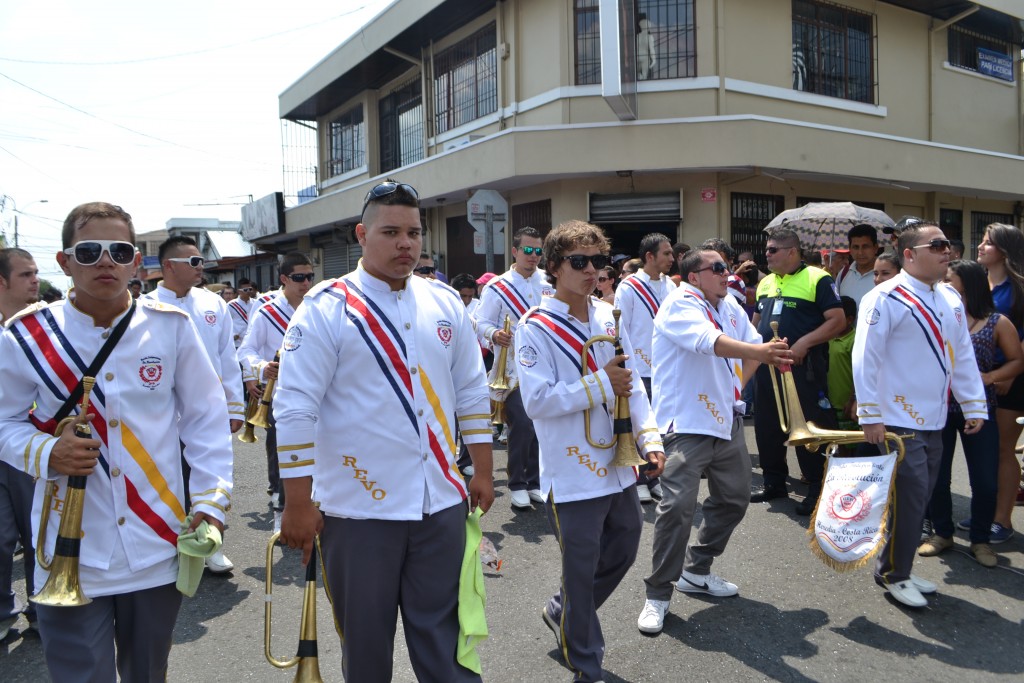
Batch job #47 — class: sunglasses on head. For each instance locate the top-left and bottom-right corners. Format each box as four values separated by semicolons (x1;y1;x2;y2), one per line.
695;261;730;275
63;240;136;266
167;255;205;268
911;238;951;253
518;246;542;256
287;273;315;283
560;254;611;271
361;181;419;215
414;266;436;275
765;246;794;255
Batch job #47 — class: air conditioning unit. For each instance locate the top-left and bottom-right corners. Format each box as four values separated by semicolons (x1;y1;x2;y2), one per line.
443;134;484;153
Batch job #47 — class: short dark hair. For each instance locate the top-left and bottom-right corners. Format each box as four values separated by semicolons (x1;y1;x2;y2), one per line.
0;248;34;280
639;232;671;263
450;273;477;291
361;178;419;222
237;277;253;287
279;252;312;277
158;235;198;264
678;249;714;279
419;252;432;261
839;295;858;320
764;227;800;248
949;238;965;255
513;226;542;248
621;258;642;276
847;224;878;245
875;252;901;272
948;259;995;320
62;202;135;249
699;238;736;261
896;220;940;262
221;281;234;289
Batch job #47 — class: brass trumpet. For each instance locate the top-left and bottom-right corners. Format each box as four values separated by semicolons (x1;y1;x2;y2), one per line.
489;315;512;425
265;532;323;682
33;377;96;607
768;321;907;457
580;310;647;468
250;350;282;430
238;393;261;443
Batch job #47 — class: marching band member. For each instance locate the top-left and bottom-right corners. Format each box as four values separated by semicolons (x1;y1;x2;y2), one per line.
226;277;259;349
613;232;676;502
238;253;314;529
637;249;791;634
474;226;553;509
275;180;493;682
145;235;244;574
516;219;664;683
0;248;40;638
853;221;986;608
0;202;233;681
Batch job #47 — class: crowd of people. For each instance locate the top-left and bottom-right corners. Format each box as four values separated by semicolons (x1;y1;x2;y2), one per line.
0;187;1021;681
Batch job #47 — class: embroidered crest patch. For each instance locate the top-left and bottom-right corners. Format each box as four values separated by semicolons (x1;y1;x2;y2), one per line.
283;326;302;352
518;344;538;367
139;356;163;390
866;308;880;325
204;310;217;325
436;319;453;347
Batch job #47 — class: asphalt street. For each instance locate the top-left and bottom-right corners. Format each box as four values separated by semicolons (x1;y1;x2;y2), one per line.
2;421;1022;682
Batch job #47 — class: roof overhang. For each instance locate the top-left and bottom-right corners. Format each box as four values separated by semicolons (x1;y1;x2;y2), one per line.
881;1;1024;42
280;0;492;121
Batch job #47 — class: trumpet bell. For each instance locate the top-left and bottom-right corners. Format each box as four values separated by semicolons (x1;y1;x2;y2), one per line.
249;404;271;429
609;436;647;469
238;424;259;443
31;554;92;607
488;375;510;391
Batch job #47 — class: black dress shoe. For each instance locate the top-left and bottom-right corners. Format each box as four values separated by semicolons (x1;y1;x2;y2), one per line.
795;486;822;516
750;485;787;503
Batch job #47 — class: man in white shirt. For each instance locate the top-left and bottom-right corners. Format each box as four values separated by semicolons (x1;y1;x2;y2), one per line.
146;235;244;574
227;277;259;349
637;250;791;634
854;221;986;608
475;227;554;509
615;232;676;502
0;248;40;638
276;180;493;682
836;224;881;304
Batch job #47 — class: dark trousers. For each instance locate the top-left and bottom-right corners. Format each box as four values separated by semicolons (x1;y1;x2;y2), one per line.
505;387;539;491
928;410;998;543
544;488;642;683
0;461;35;623
753;355;834;488
36;583;182;683
265;409;284;509
319;503;479;683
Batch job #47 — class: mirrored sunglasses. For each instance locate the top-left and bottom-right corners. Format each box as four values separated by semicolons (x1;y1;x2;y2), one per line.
361;181;419;215
63;240;136;266
519;246;542;256
561;254;611;271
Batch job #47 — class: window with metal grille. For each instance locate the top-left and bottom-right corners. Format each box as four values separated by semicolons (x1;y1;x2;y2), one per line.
971;211;1014;255
379;79;424;173
731;192;785;270
575;0;696;85
327;106;365;178
434;24;497;135
792;0;875;104
947;25;1014;79
511;200;553;236
939;208;963;244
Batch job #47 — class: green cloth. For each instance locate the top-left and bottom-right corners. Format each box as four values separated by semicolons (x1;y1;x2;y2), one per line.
828;327;857;420
457;508;488;674
176;515;222;597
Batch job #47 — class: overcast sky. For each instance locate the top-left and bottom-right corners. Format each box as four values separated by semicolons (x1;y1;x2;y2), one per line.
0;0;393;288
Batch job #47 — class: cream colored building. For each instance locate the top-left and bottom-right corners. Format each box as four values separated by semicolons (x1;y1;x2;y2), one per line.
262;0;1024;277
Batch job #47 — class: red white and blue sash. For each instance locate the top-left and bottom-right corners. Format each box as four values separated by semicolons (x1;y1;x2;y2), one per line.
228;299;249;322
890;285;947;371
10;310;179;546
621;275;660;318
490;278;531;318
682;291;741;400
258;301;291;339
524;309;599;376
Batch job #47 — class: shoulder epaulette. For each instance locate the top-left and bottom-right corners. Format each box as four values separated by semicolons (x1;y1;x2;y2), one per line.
592;296;613;308
3;301;48;328
307;278;340;298
140;299;188;316
522;305;542;322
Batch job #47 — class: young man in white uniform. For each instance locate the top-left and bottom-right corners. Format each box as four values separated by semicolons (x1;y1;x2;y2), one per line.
516;219;665;683
0;202;232;681
226;277;259;349
276;181;494;682
638;250;791;633
854;221;987;607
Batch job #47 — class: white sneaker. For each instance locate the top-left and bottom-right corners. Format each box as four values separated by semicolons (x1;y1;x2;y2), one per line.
649;482;664;499
886;579;927;608
637;599;669;634
527;489;545;504
273;510;283;534
205;549;234;574
636;484;653;503
498;432;508;445
270;492;280;509
909;574;937;595
510;490;532;509
675;570;738;597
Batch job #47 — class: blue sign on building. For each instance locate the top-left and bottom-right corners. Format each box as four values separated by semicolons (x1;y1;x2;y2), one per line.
143;255;160;269
977;48;1013;82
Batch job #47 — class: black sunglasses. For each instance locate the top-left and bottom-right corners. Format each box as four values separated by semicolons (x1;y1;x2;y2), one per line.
911;238;951;253
63;240;137;266
518;246;542;256
560;254;611;270
287;273;315;283
361;181;419;215
765;246;794;255
414;266;436;275
694;261;730;275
